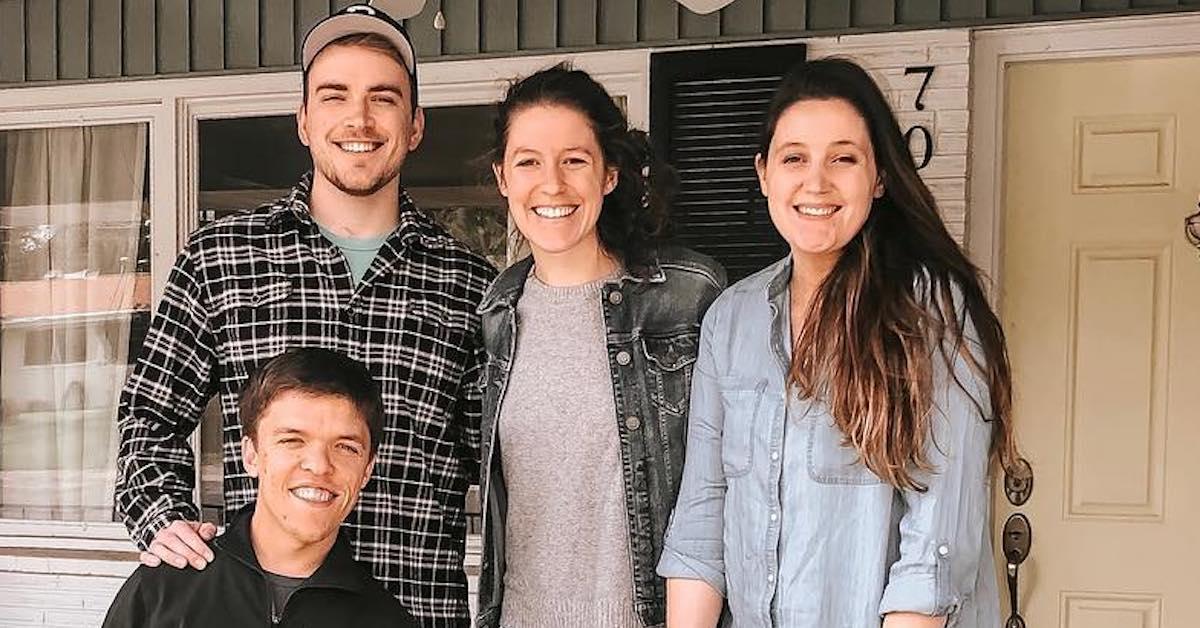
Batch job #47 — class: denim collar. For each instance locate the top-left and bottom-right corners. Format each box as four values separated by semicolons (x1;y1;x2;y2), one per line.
477;250;667;314
764;255;794;374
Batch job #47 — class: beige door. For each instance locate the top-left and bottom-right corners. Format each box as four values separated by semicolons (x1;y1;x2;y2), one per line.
998;54;1200;627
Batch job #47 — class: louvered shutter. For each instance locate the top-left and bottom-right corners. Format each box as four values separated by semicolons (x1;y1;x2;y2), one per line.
651;44;806;282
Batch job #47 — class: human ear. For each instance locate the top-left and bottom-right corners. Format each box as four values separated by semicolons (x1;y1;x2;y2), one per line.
407;107;426;151
603;167;618;195
296;105;310;147
361;455;377;489
493;163;508;197
755;153;768;197
242;436;261;478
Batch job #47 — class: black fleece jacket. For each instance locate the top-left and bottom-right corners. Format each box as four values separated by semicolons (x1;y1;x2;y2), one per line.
102;502;416;627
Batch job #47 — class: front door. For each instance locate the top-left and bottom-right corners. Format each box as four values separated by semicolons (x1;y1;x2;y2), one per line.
997;54;1200;627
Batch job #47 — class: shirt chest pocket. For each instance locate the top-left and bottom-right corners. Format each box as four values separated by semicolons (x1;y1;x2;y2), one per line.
642;333;699;416
806;414;886;486
212;276;297;354
719;378;769;478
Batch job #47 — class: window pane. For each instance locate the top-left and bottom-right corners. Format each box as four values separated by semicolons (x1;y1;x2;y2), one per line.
0;122;151;522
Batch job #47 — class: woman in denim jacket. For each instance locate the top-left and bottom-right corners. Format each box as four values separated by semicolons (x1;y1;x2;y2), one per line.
475;65;725;628
658;59;1023;627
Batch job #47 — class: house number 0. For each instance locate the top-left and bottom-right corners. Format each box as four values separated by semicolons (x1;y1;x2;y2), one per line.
903;65;935;170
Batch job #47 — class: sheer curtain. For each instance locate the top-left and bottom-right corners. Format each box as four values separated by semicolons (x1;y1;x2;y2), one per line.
0;123;148;521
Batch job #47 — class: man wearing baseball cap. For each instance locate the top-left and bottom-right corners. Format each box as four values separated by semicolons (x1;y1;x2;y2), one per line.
114;4;495;626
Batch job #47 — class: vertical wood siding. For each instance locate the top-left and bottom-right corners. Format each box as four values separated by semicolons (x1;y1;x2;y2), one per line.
0;0;1198;85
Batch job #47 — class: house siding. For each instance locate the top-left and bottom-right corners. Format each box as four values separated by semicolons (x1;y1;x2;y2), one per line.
1;0;1198;86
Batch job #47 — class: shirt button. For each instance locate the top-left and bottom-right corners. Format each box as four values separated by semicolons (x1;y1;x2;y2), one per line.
608;291;623;305
616;350;632;365
770;512;778;522
767;574;775;582
770;451;779;461
937;544;950;558
625;416;641;430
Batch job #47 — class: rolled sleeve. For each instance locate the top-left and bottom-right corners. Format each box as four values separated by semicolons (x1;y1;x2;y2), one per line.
657;305;728;598
879;335;994;619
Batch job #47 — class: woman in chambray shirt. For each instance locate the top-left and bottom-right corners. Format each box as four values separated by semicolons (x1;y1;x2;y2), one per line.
657;58;1023;627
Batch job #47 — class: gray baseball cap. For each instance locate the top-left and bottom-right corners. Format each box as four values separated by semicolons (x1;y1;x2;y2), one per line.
301;4;417;83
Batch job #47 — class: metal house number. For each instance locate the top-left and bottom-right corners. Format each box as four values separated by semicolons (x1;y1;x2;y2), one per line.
903;66;935;170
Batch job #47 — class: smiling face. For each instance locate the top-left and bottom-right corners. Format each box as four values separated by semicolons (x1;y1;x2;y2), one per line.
298;43;424;198
242;390;375;552
493;104;617;269
756;98;883;268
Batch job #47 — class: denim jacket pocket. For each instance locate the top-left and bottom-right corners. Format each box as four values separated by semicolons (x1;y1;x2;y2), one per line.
643;333;699;416
718;378;767;478
806;414;885;486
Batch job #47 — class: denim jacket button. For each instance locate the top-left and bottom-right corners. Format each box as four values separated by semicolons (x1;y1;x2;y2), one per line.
625;416;642;430
608;290;623;305
616;350;632;366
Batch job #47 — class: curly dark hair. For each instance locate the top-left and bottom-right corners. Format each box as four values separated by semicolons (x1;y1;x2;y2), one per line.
491;63;673;271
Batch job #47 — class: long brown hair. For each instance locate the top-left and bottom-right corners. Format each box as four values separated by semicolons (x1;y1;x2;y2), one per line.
762;58;1021;489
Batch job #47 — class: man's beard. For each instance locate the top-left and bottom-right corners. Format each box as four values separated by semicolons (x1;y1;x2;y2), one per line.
317;161;401;198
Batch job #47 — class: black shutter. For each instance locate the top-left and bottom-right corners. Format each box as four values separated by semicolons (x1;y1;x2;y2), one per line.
651;44;806;282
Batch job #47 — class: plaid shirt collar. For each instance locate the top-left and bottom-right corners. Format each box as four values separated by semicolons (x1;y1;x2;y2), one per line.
266;171;436;254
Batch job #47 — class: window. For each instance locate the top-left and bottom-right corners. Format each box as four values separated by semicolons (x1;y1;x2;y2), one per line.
0;123;151;522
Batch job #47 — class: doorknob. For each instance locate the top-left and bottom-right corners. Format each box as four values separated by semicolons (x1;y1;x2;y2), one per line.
1004;457;1034;506
1002;513;1032;628
1185;200;1200;250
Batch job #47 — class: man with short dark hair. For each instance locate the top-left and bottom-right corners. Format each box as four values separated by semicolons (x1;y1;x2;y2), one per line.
114;5;495;625
104;348;415;627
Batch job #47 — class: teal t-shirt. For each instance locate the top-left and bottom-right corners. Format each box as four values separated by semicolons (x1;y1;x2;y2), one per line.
317;224;390;285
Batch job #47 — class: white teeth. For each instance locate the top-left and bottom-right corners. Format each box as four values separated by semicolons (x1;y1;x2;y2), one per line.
532;206;576;219
796;205;838;217
338;141;378;153
291;487;335;503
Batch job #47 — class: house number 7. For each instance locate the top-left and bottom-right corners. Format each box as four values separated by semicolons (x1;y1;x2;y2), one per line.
904;65;935;111
903;65;935;169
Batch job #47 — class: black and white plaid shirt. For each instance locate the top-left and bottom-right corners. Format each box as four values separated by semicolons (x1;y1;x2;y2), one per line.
115;174;496;626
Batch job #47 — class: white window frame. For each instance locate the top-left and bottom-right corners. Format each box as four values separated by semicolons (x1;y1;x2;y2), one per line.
0;46;648;550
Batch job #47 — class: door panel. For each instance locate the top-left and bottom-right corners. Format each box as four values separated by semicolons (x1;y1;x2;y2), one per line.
998;54;1200;627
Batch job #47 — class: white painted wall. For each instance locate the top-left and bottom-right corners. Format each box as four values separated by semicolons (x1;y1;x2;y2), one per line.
0;556;130;627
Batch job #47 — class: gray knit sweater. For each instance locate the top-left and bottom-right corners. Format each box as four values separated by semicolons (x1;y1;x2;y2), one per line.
496;272;642;628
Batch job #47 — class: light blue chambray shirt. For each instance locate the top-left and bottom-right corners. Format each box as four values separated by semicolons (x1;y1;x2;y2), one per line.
657;257;1001;627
